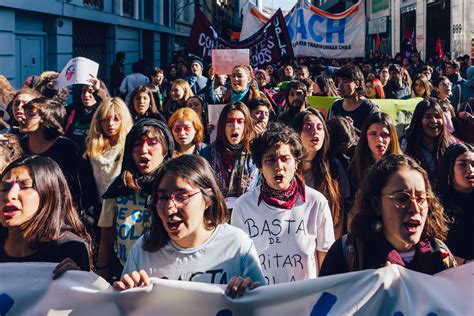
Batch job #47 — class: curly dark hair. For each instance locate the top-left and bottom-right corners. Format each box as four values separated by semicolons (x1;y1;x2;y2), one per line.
23;97;66;140
349;154;449;242
251;122;304;169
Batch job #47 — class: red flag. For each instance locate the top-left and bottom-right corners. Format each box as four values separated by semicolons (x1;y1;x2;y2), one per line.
375;33;381;55
435;36;444;60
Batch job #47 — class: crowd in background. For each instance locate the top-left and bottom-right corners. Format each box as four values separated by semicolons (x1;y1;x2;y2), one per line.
0;48;472;294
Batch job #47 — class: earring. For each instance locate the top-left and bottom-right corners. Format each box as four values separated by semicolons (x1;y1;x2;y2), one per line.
372;219;383;233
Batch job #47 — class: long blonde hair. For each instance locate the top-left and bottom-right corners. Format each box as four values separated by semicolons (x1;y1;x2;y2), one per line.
84;97;133;159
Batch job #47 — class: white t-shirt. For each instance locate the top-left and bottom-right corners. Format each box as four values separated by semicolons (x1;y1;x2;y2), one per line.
231;185;335;284
123;223;266;285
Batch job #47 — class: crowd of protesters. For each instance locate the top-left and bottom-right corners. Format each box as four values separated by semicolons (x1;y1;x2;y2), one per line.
0;48;473;296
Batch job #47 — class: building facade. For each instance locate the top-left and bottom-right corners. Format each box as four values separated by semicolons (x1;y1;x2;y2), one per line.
0;0;176;88
367;0;473;60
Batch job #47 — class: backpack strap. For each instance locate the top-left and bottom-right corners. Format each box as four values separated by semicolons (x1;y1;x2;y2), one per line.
342;233;365;272
342;234;356;272
430;238;458;269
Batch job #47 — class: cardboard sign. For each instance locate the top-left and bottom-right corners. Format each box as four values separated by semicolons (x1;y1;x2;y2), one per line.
54;57;99;90
207;104;226;143
212;49;250;75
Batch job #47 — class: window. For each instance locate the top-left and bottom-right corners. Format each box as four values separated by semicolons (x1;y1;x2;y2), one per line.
123;0;135;18
144;0;154;21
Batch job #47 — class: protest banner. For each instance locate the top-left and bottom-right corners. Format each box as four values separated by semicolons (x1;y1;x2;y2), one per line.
240;5;269;41
1;262;472;315
307;96;422;126
54;57;99;90
285;1;366;58
189;9;294;68
207;104;226;143
212;49;250;75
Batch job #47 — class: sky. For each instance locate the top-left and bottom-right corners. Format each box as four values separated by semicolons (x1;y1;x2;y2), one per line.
266;0;298;11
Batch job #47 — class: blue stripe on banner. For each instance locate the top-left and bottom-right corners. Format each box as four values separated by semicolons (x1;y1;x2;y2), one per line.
310;292;337;316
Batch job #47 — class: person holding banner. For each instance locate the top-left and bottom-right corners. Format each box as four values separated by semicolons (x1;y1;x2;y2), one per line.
115;155;264;298
320;154;457;276
200;102;258;205
96;119;174;282
168;108;207;157
232;123;335;284
329;66;380;132
65;76;109;153
220;65;260;105
0;156;92;278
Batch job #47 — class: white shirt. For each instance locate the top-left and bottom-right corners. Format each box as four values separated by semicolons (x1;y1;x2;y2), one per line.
231;185;335;284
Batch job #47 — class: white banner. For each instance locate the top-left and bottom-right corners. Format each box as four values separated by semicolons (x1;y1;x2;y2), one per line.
54;57;99;90
0;262;472;315
239;5;269;41
285;1;366;58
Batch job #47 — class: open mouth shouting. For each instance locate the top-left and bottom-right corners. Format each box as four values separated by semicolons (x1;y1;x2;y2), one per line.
138;156;151;169
311;136;320;146
228;131;241;144
403;219;421;235
2;204;20;219
167;217;183;232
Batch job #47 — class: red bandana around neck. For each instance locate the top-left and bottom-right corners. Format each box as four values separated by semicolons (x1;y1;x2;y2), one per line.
258;175;306;210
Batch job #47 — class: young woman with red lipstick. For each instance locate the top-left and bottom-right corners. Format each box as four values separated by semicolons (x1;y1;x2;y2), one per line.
232;123;335;284
320;154;457;276
0;156;91;278
114;155;264;298
293;108;350;239
200;102;258;208
348;112;401;189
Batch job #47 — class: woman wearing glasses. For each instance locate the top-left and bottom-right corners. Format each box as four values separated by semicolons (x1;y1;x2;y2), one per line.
320;154;457;276
114;155;264;298
168;108;207;157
